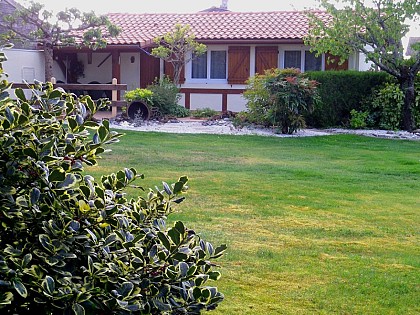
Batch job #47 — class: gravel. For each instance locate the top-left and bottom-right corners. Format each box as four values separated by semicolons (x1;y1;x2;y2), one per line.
108;118;420;140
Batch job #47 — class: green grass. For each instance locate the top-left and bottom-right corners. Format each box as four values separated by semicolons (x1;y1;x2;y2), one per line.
89;131;420;315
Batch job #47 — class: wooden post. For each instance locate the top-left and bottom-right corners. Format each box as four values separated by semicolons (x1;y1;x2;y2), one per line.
111;78;118;117
51;77;56;84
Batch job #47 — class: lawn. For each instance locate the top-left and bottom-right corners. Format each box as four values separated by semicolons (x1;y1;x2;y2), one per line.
88;130;420;315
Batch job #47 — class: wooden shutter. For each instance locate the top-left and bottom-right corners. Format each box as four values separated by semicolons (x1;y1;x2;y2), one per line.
140;51;160;88
325;53;349;71
228;46;250;84
255;46;278;74
164;61;185;84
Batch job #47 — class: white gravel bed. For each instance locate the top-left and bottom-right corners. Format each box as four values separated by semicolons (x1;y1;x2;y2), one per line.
108;119;420;140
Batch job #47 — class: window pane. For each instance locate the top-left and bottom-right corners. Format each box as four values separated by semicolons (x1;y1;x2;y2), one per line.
284;51;301;69
192;52;207;79
305;51;322;71
210;51;226;79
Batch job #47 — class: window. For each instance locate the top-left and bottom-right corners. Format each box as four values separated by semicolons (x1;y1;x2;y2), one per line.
192;52;207;79
305;51;322;71
210;51;226;79
191;50;227;80
284;51;301;69
283;50;324;71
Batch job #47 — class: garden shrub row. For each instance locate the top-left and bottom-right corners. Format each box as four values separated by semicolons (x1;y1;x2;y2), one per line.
304;71;393;128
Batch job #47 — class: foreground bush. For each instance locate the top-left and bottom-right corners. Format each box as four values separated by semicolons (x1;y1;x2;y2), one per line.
243;68;319;134
0;52;225;314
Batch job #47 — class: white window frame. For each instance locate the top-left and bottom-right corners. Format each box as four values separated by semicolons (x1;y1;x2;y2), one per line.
280;46;325;72
187;45;228;83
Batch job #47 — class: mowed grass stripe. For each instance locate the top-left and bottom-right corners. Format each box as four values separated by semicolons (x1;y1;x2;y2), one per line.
88;131;420;314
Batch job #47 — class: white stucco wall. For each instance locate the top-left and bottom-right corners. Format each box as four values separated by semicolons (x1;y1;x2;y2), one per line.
120;52;140;98
78;53;113;84
3;49;45;83
357;52;375;71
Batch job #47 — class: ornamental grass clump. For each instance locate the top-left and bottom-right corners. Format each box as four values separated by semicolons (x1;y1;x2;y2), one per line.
0;51;225;314
244;68;319;134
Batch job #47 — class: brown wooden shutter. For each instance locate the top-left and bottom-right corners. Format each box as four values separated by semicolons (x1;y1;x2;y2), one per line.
228;46;250;84
255;46;278;74
325;53;349;71
140;51;160;88
164;61;185;84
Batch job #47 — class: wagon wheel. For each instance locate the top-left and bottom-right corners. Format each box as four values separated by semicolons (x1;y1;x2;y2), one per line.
150;107;163;121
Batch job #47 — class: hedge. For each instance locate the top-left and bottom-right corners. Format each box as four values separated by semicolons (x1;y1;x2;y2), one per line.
305;71;393;128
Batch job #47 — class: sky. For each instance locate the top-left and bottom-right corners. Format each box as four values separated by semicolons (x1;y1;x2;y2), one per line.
15;0;420;50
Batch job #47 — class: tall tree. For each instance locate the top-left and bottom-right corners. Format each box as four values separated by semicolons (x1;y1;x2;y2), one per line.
151;24;206;86
305;0;420;131
0;1;120;81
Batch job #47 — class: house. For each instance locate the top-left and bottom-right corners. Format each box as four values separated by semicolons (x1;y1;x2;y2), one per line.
0;0;45;84
52;10;363;112
406;37;420;57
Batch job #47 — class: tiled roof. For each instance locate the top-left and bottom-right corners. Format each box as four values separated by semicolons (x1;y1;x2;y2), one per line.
105;11;330;46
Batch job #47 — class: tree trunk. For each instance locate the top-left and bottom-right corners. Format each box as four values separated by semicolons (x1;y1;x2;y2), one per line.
173;63;181;87
44;43;54;82
399;73;416;132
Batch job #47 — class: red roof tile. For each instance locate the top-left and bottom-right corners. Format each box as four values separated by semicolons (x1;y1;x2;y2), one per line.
105;11;330;46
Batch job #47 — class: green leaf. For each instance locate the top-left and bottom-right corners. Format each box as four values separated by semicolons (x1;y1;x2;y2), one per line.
76;292;91;303
22;253;32;268
39;234;52;251
12;279;27;298
102;119;109;130
157;232;171;251
178;262;188;277
208;271;221;281
0;292;13;305
68;117;77;131
42;276;55;295
30;188;41;205
178;175;188;184
85;97;95;113
98;125;107;142
72;303;85;315
49;89;62;99
212;244;227;259
23;147;37;159
162;181;172;195
154;299;172;312
172;181;185;194
119;282;134;297
174;221;186;235
49;169;66;182
192;287;202;300
168;228;181;246
5;107;14;124
57;174;77;189
15;88;27;101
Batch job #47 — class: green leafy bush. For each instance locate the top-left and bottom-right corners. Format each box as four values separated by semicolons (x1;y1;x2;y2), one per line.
191;108;218;119
124;88;154;105
349;109;368;129
169;104;191;118
0;55;225;314
369;83;404;130
244;68;319;134
147;77;182;116
361;79;420;130
305;71;392;127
